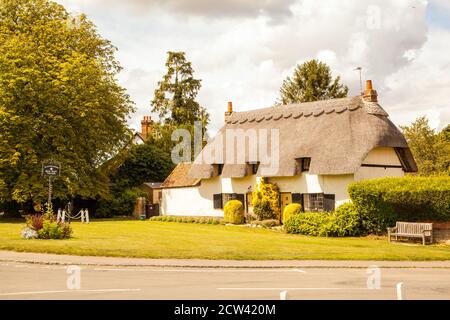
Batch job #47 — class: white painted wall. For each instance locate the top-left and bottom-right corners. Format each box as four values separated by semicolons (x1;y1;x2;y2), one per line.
161;186;223;217
354;147;404;181
161;147;406;216
269;174;353;207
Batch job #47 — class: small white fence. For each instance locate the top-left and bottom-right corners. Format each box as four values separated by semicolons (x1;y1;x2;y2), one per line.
57;208;89;223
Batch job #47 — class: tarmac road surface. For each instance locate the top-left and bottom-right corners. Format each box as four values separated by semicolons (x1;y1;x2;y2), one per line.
1;261;449;300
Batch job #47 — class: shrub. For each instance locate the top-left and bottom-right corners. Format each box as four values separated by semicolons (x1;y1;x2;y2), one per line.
224;200;245;224
26;214;45;231
253;198;274;220
348;176;450;234
38;220;72;239
22;203;72;240
284;212;330;236
252;178;281;220
282;203;302;224
333;203;363;236
284;203;363;237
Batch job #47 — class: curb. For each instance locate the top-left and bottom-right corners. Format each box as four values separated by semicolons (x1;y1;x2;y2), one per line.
1;252;450;269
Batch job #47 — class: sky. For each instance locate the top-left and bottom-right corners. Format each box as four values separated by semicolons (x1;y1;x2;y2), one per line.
56;0;450;134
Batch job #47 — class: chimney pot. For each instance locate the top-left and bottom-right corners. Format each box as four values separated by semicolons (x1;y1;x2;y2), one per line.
225;102;234;123
228;102;233;113
363;79;378;103
140;115;153;140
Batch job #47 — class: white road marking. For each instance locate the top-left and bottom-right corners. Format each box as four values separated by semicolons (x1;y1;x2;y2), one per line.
93;268;306;273
0;288;141;297
218;287;370;291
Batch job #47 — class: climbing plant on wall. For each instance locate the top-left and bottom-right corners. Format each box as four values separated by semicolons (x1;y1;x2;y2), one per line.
252;178;281;221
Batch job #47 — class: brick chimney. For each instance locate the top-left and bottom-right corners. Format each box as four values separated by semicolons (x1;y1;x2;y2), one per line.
225;102;233;123
141;115;153;140
363;80;378;103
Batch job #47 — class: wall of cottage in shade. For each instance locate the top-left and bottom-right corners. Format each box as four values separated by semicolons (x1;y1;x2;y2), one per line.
160;147;405;217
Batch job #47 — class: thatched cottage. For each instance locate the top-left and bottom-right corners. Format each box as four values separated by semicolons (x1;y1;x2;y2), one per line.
160;81;417;217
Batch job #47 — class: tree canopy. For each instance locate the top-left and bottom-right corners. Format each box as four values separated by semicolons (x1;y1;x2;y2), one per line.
151;51;209;127
150;51;209;159
112;142;175;192
0;0;134;205
278;59;349;105
401;117;450;176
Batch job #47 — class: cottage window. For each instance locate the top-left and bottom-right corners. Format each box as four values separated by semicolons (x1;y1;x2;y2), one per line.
296;158;311;173
213;194;223;209
213;164;224;176
302;158;311;171
221;193;245;208
246;162;260;176
303;193;324;212
303;193;336;212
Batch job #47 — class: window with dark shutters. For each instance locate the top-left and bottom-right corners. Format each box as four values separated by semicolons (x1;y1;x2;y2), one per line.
235;194;245;205
303;193;324;212
222;193;232;208
324;194;336;212
292;193;303;206
213;194;223;209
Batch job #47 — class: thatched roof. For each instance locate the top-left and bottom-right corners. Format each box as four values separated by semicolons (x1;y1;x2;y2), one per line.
189;96;417;179
161;162;201;188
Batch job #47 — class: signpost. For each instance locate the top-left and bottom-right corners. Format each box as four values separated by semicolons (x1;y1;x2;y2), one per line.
42;160;61;206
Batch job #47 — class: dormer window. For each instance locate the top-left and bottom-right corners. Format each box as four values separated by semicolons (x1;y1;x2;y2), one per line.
296;157;311;173
246;162;260;176
213;164;224;177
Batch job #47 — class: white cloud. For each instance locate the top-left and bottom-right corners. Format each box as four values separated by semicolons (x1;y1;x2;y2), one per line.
56;0;449;133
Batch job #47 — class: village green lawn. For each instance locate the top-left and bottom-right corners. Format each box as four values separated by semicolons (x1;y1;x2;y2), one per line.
1;219;450;260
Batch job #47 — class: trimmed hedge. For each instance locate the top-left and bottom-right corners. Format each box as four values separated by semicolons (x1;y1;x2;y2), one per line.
284;203;363;237
282;203;302;224
150;216;224;225
224;200;245;224
348;176;450;234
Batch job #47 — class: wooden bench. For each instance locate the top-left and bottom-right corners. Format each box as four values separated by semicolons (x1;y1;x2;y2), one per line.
388;222;433;245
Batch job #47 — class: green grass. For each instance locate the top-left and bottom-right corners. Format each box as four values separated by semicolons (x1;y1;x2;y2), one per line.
0;219;449;260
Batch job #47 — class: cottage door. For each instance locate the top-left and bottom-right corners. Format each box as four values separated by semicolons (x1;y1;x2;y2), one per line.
280;193;293;217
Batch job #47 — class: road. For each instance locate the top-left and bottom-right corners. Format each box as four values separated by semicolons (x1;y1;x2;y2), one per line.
0;262;449;300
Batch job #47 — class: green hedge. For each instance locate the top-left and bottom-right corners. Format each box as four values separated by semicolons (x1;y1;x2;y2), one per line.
224;200;245;224
150;216;224;225
348;176;450;234
284;203;362;237
282;203;302;224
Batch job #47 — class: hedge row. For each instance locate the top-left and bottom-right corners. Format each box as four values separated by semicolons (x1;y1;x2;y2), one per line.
150;215;224;225
284;203;362;237
348;176;450;234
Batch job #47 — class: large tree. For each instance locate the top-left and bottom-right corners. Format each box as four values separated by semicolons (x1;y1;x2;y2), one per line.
150;51;209;159
401;117;450;176
278;59;349;105
151;51;209;126
112;142;175;192
0;0;134;206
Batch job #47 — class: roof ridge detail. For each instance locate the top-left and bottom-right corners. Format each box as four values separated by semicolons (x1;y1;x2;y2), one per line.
226;96;365;124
